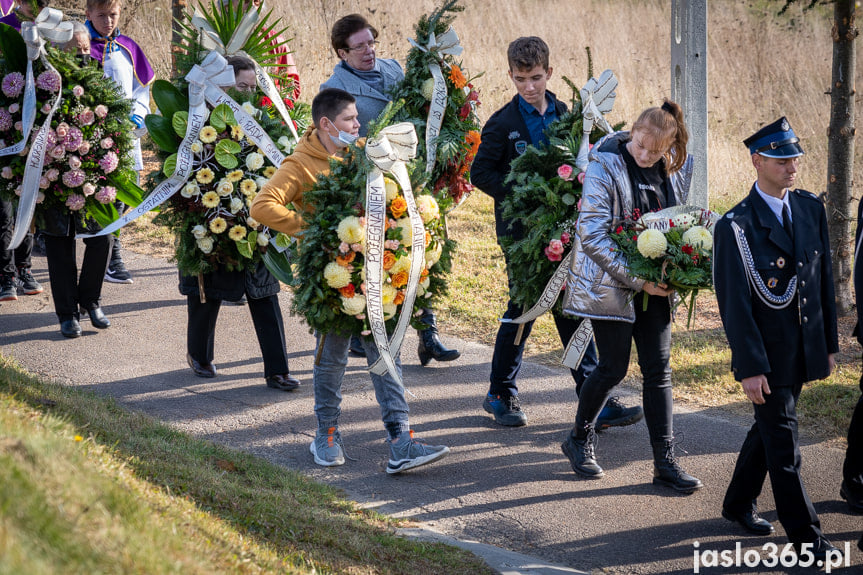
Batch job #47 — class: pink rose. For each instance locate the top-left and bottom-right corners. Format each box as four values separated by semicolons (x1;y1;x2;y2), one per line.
41;103;51;114
50;145;65;160
78;109;95;126
100;137;114;150
55;122;69;138
339;241;350;253
548;239;565;256
39;176;49;189
94;104;108;119
557;164;575;181
45;168;59;181
68;155;81;169
13;121;21;131
544;246;563;262
8;103;18;114
577;172;586;184
1;166;12;179
351;243;363;253
72;85;84;98
82;182;96;196
78;141;90;155
560;232;570;244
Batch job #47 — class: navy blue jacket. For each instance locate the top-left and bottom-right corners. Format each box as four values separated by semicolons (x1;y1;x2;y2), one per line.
471;93;567;243
713;186;839;385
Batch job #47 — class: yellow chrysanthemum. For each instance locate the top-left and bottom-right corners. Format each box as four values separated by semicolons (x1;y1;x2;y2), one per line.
425;242;443;268
190;141;203;154
209;216;227;234
337;216;365;244
341;294;366;316
637;229;667;259
382;302;397;320
196;167;215;184
395;217;412;244
324;261;352;289
682;226;713;251
240;179;258;196
389;254;411;275
416;195;440;224
226;169;244;183
228;225;247;241
231;125;244;140
384;177;399;203
199;126;218;144
263;166;277;178
201;191;220;208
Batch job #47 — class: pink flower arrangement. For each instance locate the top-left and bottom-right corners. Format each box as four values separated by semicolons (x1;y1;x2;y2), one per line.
557;164;575;181
544;238;565;261
77;108;95;126
0;109;11;131
1;72;23;98
72;85;84;98
65;193;86;210
62;169;85;188
99;151;119;173
94;104;108;119
35;70;61;92
100;137;114;150
95;185;116;204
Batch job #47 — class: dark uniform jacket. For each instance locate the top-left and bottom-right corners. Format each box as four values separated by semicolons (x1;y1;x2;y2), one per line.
178;260;280;302
471;92;568;243
713;186;838;385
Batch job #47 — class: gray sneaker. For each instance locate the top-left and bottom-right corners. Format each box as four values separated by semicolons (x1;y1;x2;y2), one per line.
0;274;17;302
386;430;449;474
310;426;345;467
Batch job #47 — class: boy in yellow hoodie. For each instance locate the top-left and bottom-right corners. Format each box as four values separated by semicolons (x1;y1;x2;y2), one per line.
251;88;450;474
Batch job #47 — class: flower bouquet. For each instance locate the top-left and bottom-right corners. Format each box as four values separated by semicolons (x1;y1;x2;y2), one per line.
290;112;454;341
610;205;720;326
144;1;309;277
0;23;143;244
500;68;623;316
389;0;482;212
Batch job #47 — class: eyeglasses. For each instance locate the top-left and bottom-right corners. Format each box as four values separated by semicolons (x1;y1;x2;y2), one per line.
345;40;377;52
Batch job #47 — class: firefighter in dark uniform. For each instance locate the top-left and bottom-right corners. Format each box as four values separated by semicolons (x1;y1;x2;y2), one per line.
713;117;839;560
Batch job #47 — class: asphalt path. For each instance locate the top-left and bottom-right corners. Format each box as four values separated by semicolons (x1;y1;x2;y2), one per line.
2;249;862;574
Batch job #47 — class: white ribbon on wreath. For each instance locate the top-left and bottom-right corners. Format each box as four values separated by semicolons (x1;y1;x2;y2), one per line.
192;4;299;144
78;51;282;238
574;69;617;172
363;123;425;385
407;27;462;176
6;8;73;250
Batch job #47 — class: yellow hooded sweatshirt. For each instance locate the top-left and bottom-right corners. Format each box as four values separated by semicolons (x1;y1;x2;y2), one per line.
250;127;334;236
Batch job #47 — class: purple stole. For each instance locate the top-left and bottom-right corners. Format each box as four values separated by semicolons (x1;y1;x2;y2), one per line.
0;0;13;17
88;32;155;86
0;11;20;30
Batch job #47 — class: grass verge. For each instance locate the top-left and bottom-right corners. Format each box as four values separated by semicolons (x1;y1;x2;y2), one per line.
0;353;492;575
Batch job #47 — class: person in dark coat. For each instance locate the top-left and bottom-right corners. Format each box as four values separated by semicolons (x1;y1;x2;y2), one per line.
713;117;839;560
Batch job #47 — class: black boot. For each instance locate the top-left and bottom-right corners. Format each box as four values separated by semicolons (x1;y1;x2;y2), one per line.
651;439;703;493
561;419;604;478
417;310;460;366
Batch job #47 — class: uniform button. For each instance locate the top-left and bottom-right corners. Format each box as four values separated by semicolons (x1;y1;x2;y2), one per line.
798;262;803;268
801;281;806;287
814;250;819;255
802;298;807;305
803;316;809;324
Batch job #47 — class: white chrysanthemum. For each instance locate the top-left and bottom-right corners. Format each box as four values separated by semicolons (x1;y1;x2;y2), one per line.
255;177;269;189
672;213;695;231
246;152;265;172
425;242;443;268
190;141;203;154
416;194;440;223
341;294;366;316
324;261;352;288
382;283;397;304
682;225;713;251
230;197;244;214
337;216;365;244
241;101;258;117
181;182;200;198
384;177;399;203
383;302;397;320
246;216;260;229
637;229;668;259
197;236;214;254
191;224;208;239
395;217;412;243
257;231;270;246
390;254;411;275
420;77;436;101
216;179;234;197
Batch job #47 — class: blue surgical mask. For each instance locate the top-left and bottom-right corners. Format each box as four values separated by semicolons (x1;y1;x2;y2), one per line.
325;119;357;148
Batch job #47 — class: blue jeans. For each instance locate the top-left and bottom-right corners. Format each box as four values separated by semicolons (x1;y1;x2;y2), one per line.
313;332;410;440
489;297;598;397
575;294;673;443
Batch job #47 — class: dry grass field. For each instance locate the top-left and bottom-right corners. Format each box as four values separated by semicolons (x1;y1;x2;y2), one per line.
51;0;862;438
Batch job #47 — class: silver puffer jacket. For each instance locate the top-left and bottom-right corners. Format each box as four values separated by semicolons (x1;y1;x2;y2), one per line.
563;131;693;322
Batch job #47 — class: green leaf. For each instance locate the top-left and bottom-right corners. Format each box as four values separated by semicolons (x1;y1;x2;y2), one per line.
236;240;253;259
172;111;189;138
163;154;178;177
275;232;292;249
214;139;241;168
562;193;576;206
107;170;148;208
85;200;119;230
0;24;27;74
151;80;189;120
210;103;237;132
144;114;180;153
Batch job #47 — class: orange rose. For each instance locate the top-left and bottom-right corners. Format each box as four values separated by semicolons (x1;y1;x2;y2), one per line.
383;250;397;270
449;64;467;89
339;284;356;298
466;130;481;157
424;230;431;247
390;196;407;218
336;251;356;266
390;270;409;288
421;267;429;279
393;291;405;306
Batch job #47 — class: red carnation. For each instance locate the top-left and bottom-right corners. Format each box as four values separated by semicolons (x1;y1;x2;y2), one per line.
260;96;272;107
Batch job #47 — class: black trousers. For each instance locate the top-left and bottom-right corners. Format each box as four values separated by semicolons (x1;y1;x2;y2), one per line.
723;382;822;544
0;198;33;275
843;359;863;496
43;234;111;319
575;294;673;444
186;292;289;377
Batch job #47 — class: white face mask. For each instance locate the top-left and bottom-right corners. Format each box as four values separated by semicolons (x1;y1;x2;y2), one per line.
325;118;358;148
